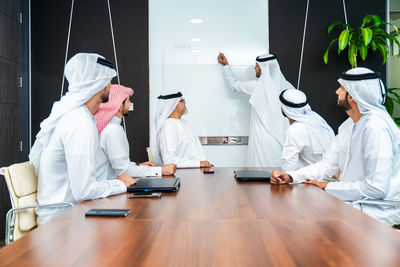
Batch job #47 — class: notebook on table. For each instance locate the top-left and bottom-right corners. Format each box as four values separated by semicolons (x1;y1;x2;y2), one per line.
127;177;181;192
234;170;271;181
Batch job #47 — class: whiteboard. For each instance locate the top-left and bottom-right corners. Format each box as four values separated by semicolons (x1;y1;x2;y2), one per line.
149;0;269;166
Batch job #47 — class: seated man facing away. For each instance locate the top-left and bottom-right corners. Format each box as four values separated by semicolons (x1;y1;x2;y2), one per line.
30;53;136;224
150;91;212;168
280;89;334;172
271;67;400;226
95;84;176;180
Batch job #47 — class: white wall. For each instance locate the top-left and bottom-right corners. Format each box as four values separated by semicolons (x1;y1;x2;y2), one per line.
149;0;269;166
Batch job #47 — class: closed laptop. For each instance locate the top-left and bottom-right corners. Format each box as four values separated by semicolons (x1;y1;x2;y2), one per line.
234;170;271;181
127;177;181;192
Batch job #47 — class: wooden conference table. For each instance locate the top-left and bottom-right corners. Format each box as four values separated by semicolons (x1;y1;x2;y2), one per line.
1;167;400;266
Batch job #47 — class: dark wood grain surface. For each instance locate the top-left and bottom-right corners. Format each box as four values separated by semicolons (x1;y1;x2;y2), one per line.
1;167;400;267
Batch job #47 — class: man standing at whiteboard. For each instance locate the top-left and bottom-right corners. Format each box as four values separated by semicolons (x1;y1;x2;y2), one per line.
218;53;294;167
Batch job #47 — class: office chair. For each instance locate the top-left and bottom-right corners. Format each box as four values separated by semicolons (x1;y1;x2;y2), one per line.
146;147;154;163
352;199;400;229
352;199;400;212
0;162;73;244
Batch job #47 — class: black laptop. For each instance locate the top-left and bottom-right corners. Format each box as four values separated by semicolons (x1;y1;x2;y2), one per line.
127;177;181;192
234;170;271;181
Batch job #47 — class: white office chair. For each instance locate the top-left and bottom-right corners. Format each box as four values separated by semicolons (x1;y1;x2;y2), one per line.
351;199;400;230
0;162;73;244
352;199;400;211
146;147;154;163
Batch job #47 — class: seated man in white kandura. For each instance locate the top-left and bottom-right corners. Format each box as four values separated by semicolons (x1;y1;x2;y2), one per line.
150;91;212;168
279;88;334;172
271;67;400;226
30;53;136;224
95;84;176;180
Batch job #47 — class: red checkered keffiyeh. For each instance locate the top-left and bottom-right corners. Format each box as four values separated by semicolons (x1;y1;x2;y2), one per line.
95;84;133;133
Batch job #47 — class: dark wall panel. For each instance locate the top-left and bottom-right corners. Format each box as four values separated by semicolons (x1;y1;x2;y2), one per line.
0;0;22;243
31;0;149;162
270;0;386;132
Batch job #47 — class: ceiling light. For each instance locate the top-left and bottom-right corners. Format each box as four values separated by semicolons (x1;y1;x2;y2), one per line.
190;19;203;24
191;38;202;42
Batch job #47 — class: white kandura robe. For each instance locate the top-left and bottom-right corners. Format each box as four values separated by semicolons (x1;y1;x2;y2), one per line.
158;118;206;168
96;117;161;179
282;121;328;172
223;65;286;167
36;106;126;224
288;116;400;225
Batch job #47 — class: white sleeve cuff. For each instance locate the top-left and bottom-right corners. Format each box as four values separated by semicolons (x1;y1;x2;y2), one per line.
287;171;306;184
151;167;162;177
108;179;127;195
176;160;200;168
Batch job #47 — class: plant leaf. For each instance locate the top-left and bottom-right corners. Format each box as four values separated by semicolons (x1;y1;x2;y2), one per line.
327;21;344;34
395;118;400;128
392;35;400;47
370;40;378;51
359;44;368;60
384;96;394;116
392;35;400;56
394;25;400;35
338;29;350;51
387;88;400;105
373;35;388;47
395;93;400;105
323;38;338;64
372;15;382;27
361;27;373;46
361;15;373;28
376;42;388;64
347;42;357;67
389;37;394;49
372;28;393;40
381;21;399;35
393;92;400;104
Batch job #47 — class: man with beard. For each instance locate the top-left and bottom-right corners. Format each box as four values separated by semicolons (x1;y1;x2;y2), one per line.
95;84;176;180
279;89;334;172
150;91;212;168
270;67;400;226
218;53;294;167
31;53;136;224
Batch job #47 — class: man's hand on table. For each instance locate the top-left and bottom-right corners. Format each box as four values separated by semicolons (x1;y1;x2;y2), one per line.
305;180;328;190
162;163;177;176
139;161;155;166
200;161;212;168
270;170;293;184
118;173;137;187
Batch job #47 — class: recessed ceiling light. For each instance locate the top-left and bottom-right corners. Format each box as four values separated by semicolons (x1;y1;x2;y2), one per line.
191;38;202;42
192;50;201;53
190;19;203;24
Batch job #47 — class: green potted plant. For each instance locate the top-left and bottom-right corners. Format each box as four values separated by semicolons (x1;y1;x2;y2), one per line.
324;14;400;67
324;14;400;126
385;87;400;127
